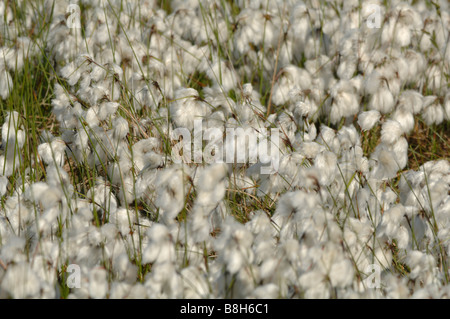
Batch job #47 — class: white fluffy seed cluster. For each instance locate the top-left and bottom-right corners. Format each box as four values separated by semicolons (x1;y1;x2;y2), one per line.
0;0;449;299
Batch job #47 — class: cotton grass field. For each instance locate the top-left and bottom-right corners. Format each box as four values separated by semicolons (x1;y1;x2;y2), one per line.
0;0;449;299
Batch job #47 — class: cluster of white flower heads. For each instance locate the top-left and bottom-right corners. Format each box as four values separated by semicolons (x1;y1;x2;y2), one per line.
0;0;449;298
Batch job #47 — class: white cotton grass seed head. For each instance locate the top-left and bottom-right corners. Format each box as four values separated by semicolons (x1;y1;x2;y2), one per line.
0;175;8;197
299;141;325;159
398;90;423;114
154;167;186;224
207;59;238;92
214;216;254;275
357;110;381;131
109;208;136;235
0;262;42;298
391;137;409;170
88;267;109;299
38;138;66;167
2;111;25;149
0;68;13;99
0;235;27;264
242;83;253;97
97;101;119;121
371;146;399;180
422;96;444;126
314;151;337;186
113;117;129;140
405;250;437;284
142;223;175;265
337;125;360;150
329;80;359;124
381;120;403;145
364;70;384;95
180;266;211;298
271;65;311;106
444;92;450;120
391;108;415;134
316;124;340;154
403;50;426;84
170;87;209;131
60;61;82;86
370;87;395;114
197;163;228;192
294;97;318;121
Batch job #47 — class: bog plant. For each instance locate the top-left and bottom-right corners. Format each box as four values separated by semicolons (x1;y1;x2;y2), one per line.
0;0;449;299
